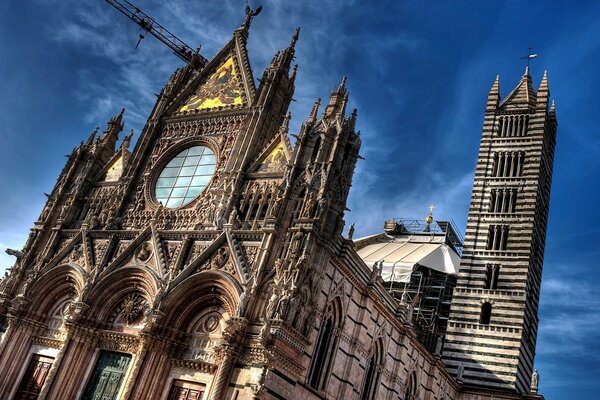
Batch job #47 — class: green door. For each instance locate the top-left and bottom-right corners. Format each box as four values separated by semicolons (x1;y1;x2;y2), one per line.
82;351;131;400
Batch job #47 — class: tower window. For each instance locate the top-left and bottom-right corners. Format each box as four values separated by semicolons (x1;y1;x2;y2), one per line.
480;302;492;325
484;264;500;289
486;225;509;251
489;189;517;213
497;115;529;137
492;152;524;178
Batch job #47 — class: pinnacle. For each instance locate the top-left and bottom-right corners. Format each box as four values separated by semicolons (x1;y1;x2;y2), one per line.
309;98;321;121
338;76;348;92
291;27;300;47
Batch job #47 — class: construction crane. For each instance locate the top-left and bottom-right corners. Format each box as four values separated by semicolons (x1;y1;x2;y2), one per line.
105;0;209;70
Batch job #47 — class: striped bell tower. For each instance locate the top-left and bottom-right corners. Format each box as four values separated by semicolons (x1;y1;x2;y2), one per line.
442;68;557;394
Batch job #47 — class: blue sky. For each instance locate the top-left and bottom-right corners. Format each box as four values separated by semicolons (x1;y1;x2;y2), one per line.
0;1;598;398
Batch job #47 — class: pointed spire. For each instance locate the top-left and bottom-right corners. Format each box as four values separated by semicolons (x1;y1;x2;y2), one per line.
120;129;134;151
110;108;125;126
338;76;347;93
280;27;300;72
325;76;349;118
290;27;300;48
536;70;550;110
308;98;321;123
486;75;500;111
524;65;530;76
538;70;549;92
86;126;99;146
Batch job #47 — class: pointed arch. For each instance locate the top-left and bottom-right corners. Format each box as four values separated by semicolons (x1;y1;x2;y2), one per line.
361;337;384;400
404;371;418;400
307;296;343;390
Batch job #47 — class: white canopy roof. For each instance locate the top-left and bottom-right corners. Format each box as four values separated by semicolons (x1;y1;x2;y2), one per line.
356;238;460;283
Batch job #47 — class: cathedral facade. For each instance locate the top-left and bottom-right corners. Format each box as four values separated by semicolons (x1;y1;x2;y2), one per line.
0;16;556;400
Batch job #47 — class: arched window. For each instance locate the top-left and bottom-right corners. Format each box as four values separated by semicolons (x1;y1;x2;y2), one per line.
480;302;492;325
308;300;340;390
404;371;417;400
361;339;383;400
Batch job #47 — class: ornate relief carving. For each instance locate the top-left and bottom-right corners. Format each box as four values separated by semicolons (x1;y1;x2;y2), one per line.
98;331;140;353
135;242;153;263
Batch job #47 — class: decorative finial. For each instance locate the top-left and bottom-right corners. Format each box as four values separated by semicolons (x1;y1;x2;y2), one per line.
425;204;435;225
338;76;347;92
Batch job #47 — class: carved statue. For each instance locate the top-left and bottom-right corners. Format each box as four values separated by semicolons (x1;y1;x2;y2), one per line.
531;369;539;393
435;336;443;356
265;287;280;320
348;223;355;240
236;287;250;317
228;207;239;227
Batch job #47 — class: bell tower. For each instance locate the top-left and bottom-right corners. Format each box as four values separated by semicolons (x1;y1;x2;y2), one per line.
442;68;557;393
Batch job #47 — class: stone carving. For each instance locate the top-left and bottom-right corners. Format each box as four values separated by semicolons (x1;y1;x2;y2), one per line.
117;294;147;324
212;248;229;269
135;242;153;263
531;369;539;393
69;244;84;264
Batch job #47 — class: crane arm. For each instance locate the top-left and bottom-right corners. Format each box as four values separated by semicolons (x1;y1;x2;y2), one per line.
105;0;208;69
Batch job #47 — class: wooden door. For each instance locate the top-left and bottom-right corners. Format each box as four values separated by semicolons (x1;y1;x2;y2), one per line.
14;354;54;400
167;379;206;400
81;351;132;400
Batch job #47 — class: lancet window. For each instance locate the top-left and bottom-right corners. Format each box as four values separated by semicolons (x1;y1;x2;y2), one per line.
360;338;383;400
308;300;341;390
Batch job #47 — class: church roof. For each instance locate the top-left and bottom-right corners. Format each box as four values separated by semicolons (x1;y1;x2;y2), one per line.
356;234;461;283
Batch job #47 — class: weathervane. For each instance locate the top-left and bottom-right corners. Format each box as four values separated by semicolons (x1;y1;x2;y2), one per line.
520;46;538;69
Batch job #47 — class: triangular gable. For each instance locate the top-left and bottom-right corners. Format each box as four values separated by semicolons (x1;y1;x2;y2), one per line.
104;155;124;182
179;56;244;112
256;140;288;173
250;132;292;174
175;31;256;115
499;73;537;110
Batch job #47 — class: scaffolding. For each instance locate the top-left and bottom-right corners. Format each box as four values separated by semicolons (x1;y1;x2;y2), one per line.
380;218;461;352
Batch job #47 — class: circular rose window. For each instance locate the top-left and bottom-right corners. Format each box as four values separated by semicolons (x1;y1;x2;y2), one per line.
155;146;216;208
